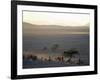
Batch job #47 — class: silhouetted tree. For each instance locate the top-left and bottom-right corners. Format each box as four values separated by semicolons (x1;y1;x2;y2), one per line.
63;48;79;62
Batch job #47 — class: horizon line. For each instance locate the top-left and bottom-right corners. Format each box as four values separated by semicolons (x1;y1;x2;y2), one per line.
23;21;89;27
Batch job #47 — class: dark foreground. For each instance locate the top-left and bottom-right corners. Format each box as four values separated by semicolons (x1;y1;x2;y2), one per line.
23;58;88;69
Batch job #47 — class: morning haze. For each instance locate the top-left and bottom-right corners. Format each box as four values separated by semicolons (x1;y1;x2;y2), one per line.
23;11;89;36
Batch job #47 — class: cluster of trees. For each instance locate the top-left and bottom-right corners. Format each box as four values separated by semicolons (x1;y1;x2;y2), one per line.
43;44;80;59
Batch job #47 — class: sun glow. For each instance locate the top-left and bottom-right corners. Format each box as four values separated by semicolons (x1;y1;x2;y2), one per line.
23;11;90;27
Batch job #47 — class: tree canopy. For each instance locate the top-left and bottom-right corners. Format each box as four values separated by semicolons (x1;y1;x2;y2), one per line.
63;48;79;58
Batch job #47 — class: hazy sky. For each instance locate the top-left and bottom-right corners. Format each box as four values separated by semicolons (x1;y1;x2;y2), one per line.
23;11;90;27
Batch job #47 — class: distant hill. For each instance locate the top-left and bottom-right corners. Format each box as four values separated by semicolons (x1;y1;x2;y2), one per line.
23;22;89;36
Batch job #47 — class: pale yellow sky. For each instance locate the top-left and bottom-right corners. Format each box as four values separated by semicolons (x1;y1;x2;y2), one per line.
23;11;90;27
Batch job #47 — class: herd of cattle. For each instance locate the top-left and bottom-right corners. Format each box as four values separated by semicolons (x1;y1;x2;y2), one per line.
23;53;80;64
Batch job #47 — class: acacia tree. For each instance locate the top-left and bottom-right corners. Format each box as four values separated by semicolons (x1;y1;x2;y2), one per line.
63;48;79;62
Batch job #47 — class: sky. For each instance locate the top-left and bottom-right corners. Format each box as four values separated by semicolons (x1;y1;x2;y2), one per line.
23;11;90;27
